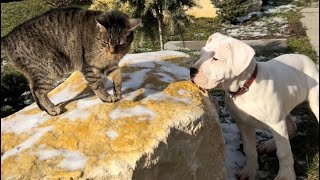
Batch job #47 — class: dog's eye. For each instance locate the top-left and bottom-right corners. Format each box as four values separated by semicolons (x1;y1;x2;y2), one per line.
212;57;218;61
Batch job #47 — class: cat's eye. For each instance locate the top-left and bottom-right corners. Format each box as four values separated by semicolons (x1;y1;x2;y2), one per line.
102;41;109;46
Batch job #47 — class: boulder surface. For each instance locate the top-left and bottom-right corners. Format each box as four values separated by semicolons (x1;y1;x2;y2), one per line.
1;51;226;180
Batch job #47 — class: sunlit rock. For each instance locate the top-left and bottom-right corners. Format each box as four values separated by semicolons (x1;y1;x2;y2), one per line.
1;51;226;179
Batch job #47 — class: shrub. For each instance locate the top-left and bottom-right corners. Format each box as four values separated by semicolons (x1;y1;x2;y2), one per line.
211;0;250;24
44;0;92;7
1;65;31;117
89;0;134;14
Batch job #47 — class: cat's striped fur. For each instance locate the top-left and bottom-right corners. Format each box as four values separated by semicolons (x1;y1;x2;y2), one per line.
1;7;141;116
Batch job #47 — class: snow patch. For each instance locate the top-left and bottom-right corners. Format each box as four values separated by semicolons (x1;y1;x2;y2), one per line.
109;105;156;121
122;69;151;91
119;51;189;67
177;89;191;96
36;148;87;171
142;88;191;104
106;130;118;140
1;126;53;161
264;4;297;14
156;61;189;80
221;123;245;180
237;11;264;23
1;112;51;135
61;97;102;121
50;85;80;104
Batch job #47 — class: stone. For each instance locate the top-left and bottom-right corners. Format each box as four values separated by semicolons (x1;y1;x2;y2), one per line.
164;39;287;53
1;51;227;180
245;0;263;13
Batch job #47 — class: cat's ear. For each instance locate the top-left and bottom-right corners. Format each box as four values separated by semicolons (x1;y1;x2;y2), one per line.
96;16;107;33
127;18;141;32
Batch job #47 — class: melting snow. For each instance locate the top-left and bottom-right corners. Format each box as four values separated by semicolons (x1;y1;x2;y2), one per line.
141;88;191;104
156;61;189;80
1;112;51;135
50;85;80;104
1;126;53;161
36;148;87;171
237;11;264;23
221;123;245;180
177;89;191;96
264;4;297;14
61;97;102;121
119;51;189;67
122;69;151;91
109;105;156;121
106;130;118;140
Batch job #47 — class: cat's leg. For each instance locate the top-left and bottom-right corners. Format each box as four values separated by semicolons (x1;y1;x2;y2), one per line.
82;66;119;102
108;68;122;100
30;81;61;116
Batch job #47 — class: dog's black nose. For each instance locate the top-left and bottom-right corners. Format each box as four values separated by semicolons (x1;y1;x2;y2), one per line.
190;67;198;79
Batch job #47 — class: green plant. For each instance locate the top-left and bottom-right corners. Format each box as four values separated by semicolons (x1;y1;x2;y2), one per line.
287;37;318;62
44;0;92;7
211;0;250;24
1;65;30;118
120;0;196;50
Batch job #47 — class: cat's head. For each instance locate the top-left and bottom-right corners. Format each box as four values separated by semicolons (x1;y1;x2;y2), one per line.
95;10;141;55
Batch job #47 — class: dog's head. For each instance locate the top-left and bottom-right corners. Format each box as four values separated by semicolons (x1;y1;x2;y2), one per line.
190;33;255;89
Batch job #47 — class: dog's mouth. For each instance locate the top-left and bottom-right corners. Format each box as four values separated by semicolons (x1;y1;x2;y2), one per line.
190;80;208;93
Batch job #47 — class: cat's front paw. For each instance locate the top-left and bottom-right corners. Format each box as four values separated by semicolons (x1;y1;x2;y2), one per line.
100;95;121;103
46;106;62;116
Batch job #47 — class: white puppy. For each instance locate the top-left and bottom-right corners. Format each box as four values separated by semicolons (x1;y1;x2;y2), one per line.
191;33;319;180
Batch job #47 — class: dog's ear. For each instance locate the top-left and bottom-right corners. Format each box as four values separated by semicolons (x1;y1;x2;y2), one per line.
205;32;227;46
224;40;255;76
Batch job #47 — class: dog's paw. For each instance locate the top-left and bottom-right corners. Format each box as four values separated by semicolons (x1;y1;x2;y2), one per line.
274;168;296;180
257;139;276;154
236;165;257;180
100;95;121;103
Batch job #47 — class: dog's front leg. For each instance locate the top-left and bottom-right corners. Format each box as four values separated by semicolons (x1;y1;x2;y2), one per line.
270;119;296;180
258;115;297;154
236;121;258;180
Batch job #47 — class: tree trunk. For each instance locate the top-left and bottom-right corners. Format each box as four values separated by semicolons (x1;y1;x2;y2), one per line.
155;3;165;50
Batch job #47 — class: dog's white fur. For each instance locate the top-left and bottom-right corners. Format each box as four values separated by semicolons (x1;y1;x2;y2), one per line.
192;33;319;180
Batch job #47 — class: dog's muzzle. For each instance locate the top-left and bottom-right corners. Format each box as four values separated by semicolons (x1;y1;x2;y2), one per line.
190;67;198;83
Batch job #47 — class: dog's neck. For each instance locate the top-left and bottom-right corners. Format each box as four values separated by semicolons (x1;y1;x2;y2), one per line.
224;59;257;93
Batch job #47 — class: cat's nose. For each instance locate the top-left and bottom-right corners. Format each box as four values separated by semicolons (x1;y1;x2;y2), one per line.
190;67;198;79
110;46;116;54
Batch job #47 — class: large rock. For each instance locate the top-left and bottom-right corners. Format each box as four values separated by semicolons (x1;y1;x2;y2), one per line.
164;39;287;53
1;51;227;179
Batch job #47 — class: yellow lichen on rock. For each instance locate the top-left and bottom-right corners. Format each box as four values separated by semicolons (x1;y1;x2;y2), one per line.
1;51;226;179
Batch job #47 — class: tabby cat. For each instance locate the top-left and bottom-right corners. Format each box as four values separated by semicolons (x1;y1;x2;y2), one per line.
1;7;141;116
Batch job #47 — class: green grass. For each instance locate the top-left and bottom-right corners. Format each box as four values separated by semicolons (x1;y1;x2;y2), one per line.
292;0;319;7
287;37;319;62
1;0;51;117
167;17;215;41
1;0;51;37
